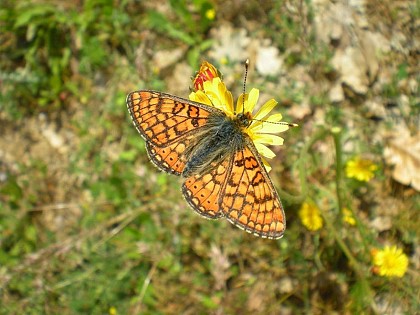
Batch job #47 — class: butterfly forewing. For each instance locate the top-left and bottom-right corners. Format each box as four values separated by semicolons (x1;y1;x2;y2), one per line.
126;90;217;147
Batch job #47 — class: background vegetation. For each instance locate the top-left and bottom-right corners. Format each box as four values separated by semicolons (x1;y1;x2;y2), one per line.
0;0;418;314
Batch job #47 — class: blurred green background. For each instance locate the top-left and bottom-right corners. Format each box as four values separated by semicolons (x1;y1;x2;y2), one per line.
0;0;418;314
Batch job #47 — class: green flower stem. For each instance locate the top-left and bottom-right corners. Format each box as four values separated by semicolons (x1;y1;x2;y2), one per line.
332;128;372;255
321;207;376;309
349;206;374;256
278;127;329;203
313;234;324;270
329;127;362;271
332;128;344;213
321;208;362;272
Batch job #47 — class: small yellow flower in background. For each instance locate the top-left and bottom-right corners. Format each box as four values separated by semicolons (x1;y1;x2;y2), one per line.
343;207;356;226
109;306;117;315
220;57;228;65
331;126;341;134
299;202;323;231
152;66;160;75
345;157;378;182
371;245;409;278
205;8;216;20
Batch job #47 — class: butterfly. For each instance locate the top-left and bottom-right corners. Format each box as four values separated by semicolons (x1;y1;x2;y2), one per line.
126;88;288;239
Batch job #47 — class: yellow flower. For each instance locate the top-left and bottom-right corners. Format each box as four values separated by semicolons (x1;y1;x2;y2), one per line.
299;202;323;231
220;57;228;65
205;8;216;20
192;61;220;91
189;61;296;172
345;157;378;182
109;306;117;315
371;245;409;278
343;207;356;226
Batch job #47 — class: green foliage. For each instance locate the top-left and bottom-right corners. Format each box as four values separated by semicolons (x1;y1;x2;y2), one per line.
0;0;133;114
145;0;214;68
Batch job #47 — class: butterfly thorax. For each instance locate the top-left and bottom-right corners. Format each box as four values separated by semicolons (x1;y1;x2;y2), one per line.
182;113;251;177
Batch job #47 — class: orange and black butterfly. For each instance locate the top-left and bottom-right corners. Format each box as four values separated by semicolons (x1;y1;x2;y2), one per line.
127;62;296;239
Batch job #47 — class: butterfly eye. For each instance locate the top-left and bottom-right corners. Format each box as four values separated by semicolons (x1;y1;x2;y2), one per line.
236;112;252;128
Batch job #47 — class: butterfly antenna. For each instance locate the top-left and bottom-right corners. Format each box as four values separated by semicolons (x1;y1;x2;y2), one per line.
241;59;298;129
242;59;249;114
252;117;299;127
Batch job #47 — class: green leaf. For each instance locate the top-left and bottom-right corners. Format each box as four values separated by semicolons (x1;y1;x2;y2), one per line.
119;150;138;162
146;10;196;45
0;178;23;202
350;280;372;312
14;5;56;28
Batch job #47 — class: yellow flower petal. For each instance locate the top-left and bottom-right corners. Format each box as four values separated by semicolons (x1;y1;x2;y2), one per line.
235;93;246;114
224;90;234;114
266;113;283;122
254;143;276;159
253;99;278;120
246;88;259;113
254;133;284;146
261;156;272;172
189;91;212;105
251;121;289;134
191;77;235;115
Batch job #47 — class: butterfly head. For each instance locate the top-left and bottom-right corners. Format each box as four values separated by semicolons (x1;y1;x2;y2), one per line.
236;112;253;129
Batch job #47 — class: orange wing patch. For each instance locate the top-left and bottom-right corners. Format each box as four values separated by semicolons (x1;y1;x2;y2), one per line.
220;144;285;239
146;139;190;175
127;91;214;147
182;159;231;219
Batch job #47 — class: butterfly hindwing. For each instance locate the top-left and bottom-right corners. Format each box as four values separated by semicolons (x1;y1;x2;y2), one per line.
181;139;285;239
146;139;190;175
181;158;232;219
219;141;285;239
